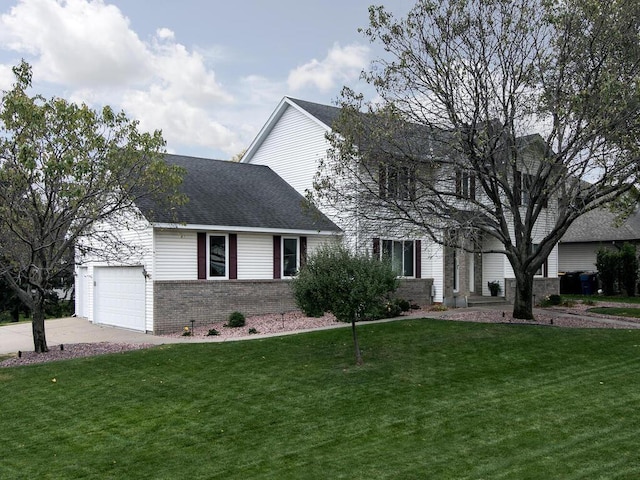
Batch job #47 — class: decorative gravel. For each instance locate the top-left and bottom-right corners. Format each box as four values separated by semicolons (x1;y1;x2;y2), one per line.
3;302;639;368
0;342;154;368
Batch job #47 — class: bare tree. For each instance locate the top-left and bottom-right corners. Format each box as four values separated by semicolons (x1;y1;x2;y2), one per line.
312;0;640;319
0;61;185;352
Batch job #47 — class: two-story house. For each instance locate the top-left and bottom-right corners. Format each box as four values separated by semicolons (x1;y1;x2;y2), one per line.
242;97;559;306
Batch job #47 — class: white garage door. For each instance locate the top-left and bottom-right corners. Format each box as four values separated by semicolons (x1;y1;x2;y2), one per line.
94;266;146;331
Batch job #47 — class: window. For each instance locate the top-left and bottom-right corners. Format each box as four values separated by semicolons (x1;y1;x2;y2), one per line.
208;235;227;278
379;163;416;201
381;239;415;277
456;169;476;200
282;237;299;277
532;243;546;277
517;171;547;207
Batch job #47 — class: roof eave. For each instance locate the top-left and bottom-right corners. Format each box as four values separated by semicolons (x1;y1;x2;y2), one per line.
152;222;342;236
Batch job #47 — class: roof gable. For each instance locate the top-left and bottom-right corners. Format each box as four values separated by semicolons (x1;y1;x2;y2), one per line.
137;154;340;233
242;97;341;165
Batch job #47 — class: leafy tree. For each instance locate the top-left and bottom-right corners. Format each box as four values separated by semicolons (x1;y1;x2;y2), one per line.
291;244;398;365
0;61;185;352
313;0;640;319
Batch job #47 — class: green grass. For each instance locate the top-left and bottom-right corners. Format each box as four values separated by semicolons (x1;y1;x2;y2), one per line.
2;319;640;479
564;294;640;304
588;307;640;318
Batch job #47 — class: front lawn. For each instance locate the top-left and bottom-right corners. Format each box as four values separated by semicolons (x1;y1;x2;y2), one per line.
588;306;640;318
2;319;640;478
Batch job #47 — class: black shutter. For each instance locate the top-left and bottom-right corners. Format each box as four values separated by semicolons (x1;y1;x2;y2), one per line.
300;236;307;268
273;236;281;279
415;240;421;278
229;234;237;280
197;232;206;279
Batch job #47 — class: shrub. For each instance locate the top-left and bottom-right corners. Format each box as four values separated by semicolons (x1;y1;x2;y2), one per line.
207;328;220;336
182;326;191;336
395;298;411;312
291;244;398;323
548;294;562;305
248;327;258;334
619;243;638;296
596;243;639;296
0;310;13;324
596;248;620;295
226;311;246;328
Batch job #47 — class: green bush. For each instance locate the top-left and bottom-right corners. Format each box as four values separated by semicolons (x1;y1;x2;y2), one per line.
0;310;13;324
596;248;620;296
291;244;398;323
226;311;246;328
619;243;638;296
395;298;411;312
596;243;639;296
548;294;562;305
207;328;220;336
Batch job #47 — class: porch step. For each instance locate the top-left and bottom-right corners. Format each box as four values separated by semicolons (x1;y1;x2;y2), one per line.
466;296;510;307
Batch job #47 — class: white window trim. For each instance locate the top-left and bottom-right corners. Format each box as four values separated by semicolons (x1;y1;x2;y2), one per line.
281;236;300;279
207;233;229;280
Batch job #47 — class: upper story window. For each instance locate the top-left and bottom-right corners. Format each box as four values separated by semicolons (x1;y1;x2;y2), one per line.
208;234;227;278
379;163;416;201
516;171;547;207
382;239;415;277
456;169;476;200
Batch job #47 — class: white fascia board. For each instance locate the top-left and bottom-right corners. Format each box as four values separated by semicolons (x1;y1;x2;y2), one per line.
152;222;342;236
241;96;290;164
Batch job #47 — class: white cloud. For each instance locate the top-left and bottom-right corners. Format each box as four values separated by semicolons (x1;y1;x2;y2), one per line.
0;0;238;155
156;27;175;41
0;0;151;86
288;42;370;92
0;63;15;90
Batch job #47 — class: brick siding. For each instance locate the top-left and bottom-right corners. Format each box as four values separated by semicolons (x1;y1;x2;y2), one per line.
153;278;434;334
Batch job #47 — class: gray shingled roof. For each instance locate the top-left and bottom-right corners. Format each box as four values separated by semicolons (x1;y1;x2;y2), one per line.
137;154;341;232
561;208;640;243
287;97;342;128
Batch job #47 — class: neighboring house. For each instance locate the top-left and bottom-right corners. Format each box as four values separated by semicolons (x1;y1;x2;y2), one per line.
242;97;559;306
75;154;341;334
559;208;640;273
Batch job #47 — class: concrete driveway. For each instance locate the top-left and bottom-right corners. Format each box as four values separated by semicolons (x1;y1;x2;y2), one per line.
0;317;170;355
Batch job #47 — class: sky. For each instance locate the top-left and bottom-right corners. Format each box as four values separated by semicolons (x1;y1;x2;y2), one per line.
0;0;415;159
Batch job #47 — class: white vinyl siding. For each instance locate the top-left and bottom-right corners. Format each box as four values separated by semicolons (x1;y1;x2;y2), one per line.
237;234;273;279
422;241;444;303
306;235;341;256
247;105;329;196
154;230;197;280
483;236;506;296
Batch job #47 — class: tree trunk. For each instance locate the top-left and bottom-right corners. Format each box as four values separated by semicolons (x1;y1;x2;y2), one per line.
351;318;363;365
512;272;534;320
32;299;49;353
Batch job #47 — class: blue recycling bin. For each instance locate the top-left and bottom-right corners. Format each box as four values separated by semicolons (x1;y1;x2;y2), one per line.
579;273;597;295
